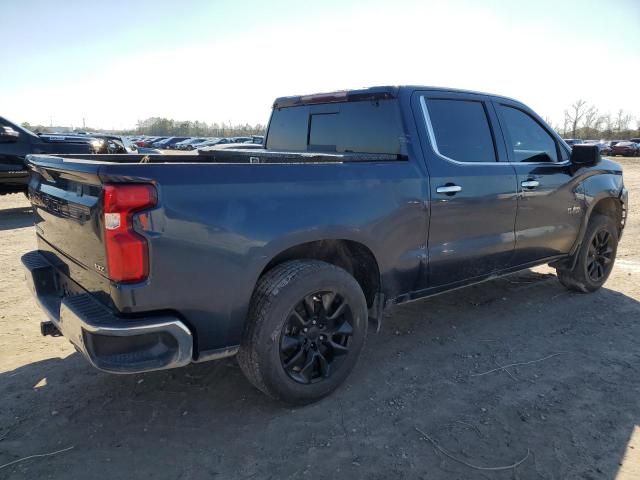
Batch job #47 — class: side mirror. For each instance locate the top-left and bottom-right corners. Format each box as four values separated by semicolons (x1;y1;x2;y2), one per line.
570;144;600;167
0;126;20;143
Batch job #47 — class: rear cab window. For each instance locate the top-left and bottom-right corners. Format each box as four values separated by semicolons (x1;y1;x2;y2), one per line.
266;99;405;157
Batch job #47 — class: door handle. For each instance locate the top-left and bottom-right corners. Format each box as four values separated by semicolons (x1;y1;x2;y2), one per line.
436;185;462;194
521;180;540;189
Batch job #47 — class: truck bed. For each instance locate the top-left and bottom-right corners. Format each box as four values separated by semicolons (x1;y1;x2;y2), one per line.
58;149;401;164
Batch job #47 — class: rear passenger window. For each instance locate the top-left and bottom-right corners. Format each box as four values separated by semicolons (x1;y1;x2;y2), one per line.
498;105;558;163
425;98;497;163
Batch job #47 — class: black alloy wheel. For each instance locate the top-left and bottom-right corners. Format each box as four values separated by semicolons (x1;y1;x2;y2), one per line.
238;260;368;403
279;291;353;384
587;229;614;282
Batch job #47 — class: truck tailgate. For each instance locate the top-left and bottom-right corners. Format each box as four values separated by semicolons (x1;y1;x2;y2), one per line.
27;155;112;301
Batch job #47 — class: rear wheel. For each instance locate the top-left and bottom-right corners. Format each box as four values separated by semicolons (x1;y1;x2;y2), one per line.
556;214;618;292
237;260;368;404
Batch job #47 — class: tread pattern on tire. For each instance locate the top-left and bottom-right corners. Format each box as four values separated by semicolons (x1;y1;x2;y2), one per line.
237;260;340;399
556;214;618;293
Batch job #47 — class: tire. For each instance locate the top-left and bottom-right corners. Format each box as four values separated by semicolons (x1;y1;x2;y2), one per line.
556;214;618;292
237;260;368;404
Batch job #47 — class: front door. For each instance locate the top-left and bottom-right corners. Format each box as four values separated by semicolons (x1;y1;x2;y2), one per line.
493;101;583;265
413;91;518;288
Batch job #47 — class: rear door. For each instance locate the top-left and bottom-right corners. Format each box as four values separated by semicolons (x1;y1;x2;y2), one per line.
492;100;583;264
412;90;518;287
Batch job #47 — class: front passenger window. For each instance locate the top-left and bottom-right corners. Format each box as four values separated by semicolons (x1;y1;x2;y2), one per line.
499;105;558;163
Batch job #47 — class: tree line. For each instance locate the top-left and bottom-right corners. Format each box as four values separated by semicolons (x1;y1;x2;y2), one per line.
21;118;266;138
548;101;639;140
132;117;266;137
21;103;638;141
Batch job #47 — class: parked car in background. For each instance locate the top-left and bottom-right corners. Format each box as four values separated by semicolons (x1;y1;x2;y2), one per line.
252;135;265;144
88;134;130;154
38;132;138;155
1;116;112;195
137;137;166;148
164;137;191;149
597;143;612;155
153;137;190;149
150;137;171;148
563;139;584;146
174;138;195;149
610;141;640;157
175;138;208;150
231;136;253;143
21;86;627;404
630;138;640;144
185;138;213;150
193;137;232;150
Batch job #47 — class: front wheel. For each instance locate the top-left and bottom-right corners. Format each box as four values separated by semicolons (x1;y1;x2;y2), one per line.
238;260;368;404
556;214;618;292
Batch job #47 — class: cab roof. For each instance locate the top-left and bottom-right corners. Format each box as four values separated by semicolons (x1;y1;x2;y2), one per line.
272;85;520;108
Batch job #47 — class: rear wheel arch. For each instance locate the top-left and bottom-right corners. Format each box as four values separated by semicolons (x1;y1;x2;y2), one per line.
257;239;382;308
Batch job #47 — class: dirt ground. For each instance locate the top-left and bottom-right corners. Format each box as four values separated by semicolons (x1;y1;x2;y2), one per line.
1;158;639;479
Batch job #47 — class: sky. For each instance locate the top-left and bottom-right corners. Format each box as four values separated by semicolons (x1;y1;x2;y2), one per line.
1;0;639;130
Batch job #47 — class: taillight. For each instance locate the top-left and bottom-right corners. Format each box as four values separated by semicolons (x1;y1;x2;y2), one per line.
103;184;157;283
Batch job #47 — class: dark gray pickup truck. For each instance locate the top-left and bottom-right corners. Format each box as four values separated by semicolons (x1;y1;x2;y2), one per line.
0;116;126;196
22;86;627;403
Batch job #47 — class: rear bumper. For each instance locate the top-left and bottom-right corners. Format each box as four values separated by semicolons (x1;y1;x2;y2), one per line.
22;251;193;374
